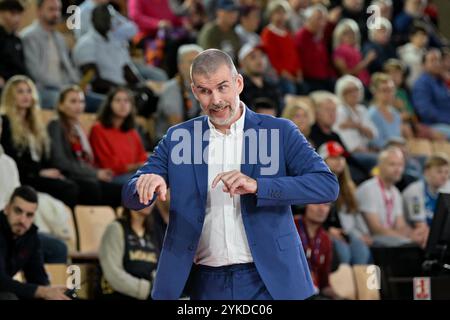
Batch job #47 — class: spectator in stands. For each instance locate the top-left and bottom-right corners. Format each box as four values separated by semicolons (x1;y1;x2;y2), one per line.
370;0;393;20
89;87;148;185
98;205;162;300
282;98;314;138
238;43;282;115
310;90;369;184
261;0;303;95
383;59;415;121
0;0;28;88
0;117;20;209
235;4;261;45
155;44;203;140
368;73;407;151
252;97;277;116
318;141;372;264
334;75;378;171
332;19;375;87
0;186;70;300
0;75;79;208
356;146;428;247
403;153;450;229
339;0;368;42
20;0;80;109
76;0;137;41
309;91;342;149
443;48;450;88
394;0;444;47
294;4;334;93
75;1;167;83
287;0;310;32
294;203;340;299
169;0;207;37
383;137;424;191
0;117;72;264
412;49;450;139
47;85;122;207
128;0;183;39
397;23;429;89
73;4;162;97
197;0;241;61
362;17;397;74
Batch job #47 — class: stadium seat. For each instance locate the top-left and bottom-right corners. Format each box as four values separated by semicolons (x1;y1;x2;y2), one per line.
406;138;433;157
44;264;67;286
353;265;381;300
432;141;450;160
74;205;116;254
38;109;56;127
329;263;357;300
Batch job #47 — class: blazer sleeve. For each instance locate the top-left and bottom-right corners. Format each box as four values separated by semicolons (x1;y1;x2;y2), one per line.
256;119;339;207
122;131;170;211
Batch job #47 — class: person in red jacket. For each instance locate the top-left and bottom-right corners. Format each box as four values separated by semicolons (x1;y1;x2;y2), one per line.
294;4;336;93
295;203;341;299
261;0;303;95
90;87;148;185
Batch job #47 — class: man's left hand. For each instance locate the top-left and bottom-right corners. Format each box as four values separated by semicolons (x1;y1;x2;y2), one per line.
212;170;257;197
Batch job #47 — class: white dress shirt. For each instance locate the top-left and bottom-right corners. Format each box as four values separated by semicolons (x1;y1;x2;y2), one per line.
194;104;253;266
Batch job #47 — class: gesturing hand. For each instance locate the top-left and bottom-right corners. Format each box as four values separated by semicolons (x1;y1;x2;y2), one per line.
136;173;167;205
212;170;257;197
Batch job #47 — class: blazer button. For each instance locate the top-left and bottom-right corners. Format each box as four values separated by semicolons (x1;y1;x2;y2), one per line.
188;245;195;251
197;216;203;223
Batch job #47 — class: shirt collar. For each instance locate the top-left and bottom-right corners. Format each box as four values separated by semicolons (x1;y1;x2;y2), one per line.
207;102;246;138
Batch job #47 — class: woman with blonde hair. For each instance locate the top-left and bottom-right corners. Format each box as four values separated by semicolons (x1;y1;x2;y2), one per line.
47;85;122;207
332;19;375;86
281;98;314;138
368;72;414;150
0;75;78;207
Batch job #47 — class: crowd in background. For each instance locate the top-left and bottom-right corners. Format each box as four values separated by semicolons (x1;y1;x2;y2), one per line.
1;0;450;300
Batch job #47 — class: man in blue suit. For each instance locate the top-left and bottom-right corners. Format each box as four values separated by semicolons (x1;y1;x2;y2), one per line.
122;49;339;300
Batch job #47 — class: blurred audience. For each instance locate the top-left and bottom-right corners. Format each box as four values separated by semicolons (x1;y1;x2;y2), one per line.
261;0;303;95
47;86;122;207
155;44;203;140
412;48;450;139
0;75;78;208
0;0;28;88
318;141;372;265
356;146;428;248
239;43;282;115
90;87;148;185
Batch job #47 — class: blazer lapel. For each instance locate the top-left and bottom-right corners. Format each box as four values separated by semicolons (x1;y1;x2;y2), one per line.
192;117;209;208
241;107;261;179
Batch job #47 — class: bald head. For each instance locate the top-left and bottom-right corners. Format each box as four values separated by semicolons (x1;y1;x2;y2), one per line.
190;49;238;83
378;146;405;184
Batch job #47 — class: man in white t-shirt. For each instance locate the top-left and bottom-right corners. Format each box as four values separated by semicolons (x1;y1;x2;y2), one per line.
356;146;427;247
403;153;450;230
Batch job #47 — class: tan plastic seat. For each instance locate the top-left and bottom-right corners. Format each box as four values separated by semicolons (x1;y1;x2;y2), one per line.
74;205;116;254
353;265;381;300
329;263;357;300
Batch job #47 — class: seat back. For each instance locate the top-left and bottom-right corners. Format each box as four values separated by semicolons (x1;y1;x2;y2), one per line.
329;263;357;300
74;206;116;253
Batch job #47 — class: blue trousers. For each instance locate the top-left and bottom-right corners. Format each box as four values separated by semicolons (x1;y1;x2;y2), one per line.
187;263;273;300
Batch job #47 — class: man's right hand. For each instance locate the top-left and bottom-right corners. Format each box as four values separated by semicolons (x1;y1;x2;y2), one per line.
35;286;71;300
136;174;167;205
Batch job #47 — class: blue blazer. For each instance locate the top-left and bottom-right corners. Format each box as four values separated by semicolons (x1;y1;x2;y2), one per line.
122;107;339;300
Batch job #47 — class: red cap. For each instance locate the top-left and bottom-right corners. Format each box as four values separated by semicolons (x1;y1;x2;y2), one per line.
318;141;345;159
